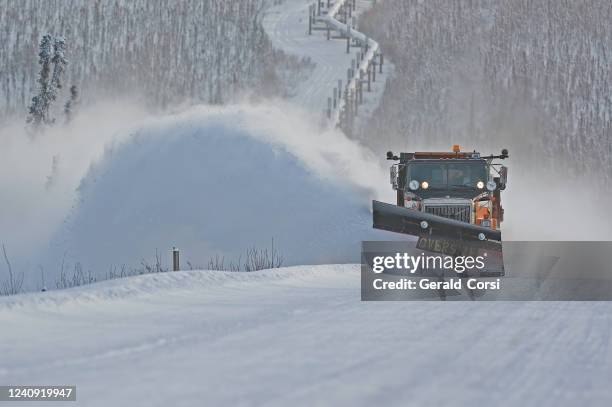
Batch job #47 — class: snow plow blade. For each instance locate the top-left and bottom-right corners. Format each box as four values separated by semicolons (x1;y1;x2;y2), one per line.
372;200;504;276
372;200;501;242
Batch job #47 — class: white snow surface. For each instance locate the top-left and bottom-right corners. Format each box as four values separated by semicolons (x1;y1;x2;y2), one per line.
2;265;612;407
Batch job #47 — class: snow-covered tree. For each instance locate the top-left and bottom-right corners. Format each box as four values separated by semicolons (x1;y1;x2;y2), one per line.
26;34;53;126
49;37;67;106
26;34;68;128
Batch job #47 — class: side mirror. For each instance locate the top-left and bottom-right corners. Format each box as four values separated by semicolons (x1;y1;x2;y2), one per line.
501;148;509;159
386;151;399;160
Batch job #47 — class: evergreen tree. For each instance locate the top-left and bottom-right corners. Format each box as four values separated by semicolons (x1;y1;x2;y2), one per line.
49;37;67;106
27;34;53;126
26;35;68;128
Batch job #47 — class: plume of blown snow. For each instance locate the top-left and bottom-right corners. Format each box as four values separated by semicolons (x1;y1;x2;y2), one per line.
0;100;149;262
1;100;394;286
147;103;391;201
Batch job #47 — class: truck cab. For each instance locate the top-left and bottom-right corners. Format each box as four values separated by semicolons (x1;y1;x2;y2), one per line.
373;145;508;244
390;146;508;232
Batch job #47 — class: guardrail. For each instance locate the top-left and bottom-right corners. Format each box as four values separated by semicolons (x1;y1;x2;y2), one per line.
308;0;385;135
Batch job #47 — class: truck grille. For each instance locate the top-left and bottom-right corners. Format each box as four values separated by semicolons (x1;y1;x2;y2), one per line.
424;204;471;223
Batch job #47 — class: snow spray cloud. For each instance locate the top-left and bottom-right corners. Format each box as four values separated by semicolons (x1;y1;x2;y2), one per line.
47;102;393;275
167;103;392;202
94;102;391;204
0;100;149;262
1;101;392;284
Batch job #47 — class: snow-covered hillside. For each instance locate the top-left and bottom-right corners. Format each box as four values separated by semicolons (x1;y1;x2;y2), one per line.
2;265;612;406
359;0;612;179
0;0;288;118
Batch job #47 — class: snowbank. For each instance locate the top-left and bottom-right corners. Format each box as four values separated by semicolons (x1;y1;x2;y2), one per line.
2;264;611;407
0;265;357;311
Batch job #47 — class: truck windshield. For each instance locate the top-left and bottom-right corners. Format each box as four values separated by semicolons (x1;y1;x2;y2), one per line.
408;161;487;189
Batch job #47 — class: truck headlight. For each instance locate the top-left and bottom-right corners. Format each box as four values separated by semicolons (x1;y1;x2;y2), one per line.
476;181;484;189
409;180;419;191
486;181;496;191
421;181;429;190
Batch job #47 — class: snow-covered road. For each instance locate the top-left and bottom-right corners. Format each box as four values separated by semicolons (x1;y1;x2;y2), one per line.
263;0;391;120
2;266;611;406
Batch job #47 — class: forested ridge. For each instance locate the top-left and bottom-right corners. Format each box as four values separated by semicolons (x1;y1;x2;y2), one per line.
0;0;290;118
360;0;611;178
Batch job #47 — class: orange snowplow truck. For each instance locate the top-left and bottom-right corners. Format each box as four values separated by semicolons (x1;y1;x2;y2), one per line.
373;145;508;246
